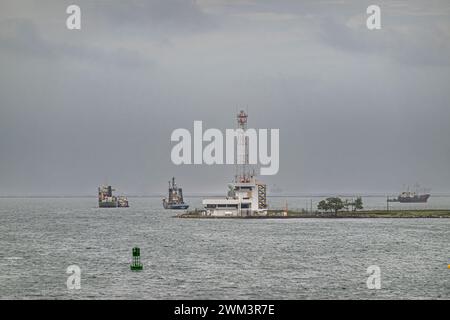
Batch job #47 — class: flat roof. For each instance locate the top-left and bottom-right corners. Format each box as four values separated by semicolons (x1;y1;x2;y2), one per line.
202;198;252;205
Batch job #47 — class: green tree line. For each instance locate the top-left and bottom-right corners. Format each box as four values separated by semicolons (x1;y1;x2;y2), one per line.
317;197;363;215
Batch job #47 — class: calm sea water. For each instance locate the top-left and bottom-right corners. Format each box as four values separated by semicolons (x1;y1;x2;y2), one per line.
0;197;448;299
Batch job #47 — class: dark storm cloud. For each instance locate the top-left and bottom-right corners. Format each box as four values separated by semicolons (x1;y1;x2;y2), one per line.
317;14;450;66
0;0;450;196
0;19;151;68
210;0;450;66
0;20;58;59
94;0;215;33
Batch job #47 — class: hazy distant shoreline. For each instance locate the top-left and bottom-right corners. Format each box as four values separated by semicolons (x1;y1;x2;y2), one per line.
2;194;450;198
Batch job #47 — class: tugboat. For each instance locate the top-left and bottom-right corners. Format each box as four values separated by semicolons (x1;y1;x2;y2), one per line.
98;185;129;208
162;177;189;210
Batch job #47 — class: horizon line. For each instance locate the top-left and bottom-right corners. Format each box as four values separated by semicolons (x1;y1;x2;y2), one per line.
1;192;450;199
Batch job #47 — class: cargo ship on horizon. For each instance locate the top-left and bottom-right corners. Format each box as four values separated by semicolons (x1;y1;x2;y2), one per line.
98;185;129;208
388;186;431;203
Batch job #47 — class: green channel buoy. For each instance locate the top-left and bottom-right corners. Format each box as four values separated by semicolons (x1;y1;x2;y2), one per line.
130;247;143;271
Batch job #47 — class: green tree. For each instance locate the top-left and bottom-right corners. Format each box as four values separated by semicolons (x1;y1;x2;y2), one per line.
326;197;344;216
343;199;351;211
317;200;329;213
318;197;344;215
354;197;363;211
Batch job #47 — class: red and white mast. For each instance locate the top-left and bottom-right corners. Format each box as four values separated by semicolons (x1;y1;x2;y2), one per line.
236;110;251;183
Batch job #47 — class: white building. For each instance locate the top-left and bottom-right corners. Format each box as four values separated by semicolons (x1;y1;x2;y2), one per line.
202;178;267;216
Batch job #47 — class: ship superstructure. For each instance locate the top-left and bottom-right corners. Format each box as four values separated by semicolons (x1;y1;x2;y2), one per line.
201;111;268;217
98;185;129;208
163;177;189;210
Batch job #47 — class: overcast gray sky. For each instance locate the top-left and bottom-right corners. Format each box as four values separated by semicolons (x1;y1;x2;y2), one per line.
1;0;450;196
